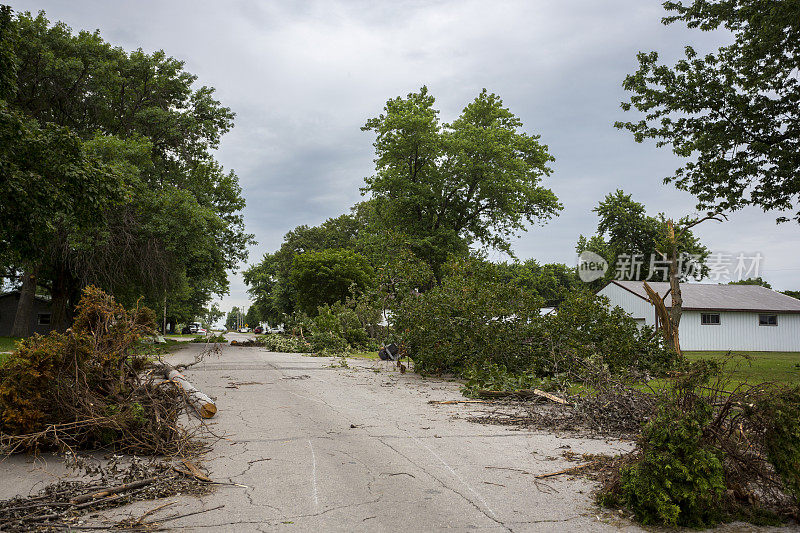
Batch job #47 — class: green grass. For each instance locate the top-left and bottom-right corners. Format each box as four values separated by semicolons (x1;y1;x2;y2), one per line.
684;351;800;386
347;351;380;360
0;336;21;353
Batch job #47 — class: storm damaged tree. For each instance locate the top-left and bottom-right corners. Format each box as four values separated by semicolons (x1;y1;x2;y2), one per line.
616;0;800;222
577;190;709;287
362;87;561;279
645;214;725;355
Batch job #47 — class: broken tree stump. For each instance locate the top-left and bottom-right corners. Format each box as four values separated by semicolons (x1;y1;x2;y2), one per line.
160;363;217;418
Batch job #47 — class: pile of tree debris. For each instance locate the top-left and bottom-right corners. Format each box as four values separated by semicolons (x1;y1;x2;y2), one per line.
0;286;207;455
0;455;221;532
229;339;265;347
459;358;800;526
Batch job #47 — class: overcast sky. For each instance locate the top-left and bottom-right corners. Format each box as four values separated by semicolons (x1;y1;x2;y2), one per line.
12;0;800;317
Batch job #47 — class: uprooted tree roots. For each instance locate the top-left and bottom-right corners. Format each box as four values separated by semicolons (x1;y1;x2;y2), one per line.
0;286;206;455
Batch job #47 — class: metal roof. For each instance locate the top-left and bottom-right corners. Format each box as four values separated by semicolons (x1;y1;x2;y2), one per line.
610;280;800;313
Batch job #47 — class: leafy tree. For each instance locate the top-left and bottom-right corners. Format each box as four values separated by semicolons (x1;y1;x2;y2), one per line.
244;306;261;329
289;249;375;315
362;86;561;278
495;260;581;307
728;277;772;289
1;10;253;333
783;290;800;300
225;307;241;331
244;213;366;323
577;190;709;284
202;303;224;329
616;0;800;222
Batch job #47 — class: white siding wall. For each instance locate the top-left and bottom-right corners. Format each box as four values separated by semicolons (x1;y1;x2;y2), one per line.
599;283;800;351
597;283;656;326
679;311;800;351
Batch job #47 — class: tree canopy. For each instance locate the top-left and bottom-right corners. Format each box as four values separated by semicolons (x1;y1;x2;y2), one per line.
362;86;561;277
289;249;374;316
577;190;709;284
616;0;800;222
0;9;252;334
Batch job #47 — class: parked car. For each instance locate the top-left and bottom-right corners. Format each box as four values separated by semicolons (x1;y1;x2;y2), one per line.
253;326;263;334
238;327;250;333
268;326;284;334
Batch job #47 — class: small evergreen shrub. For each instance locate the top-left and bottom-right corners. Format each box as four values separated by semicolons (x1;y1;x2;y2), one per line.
613;399;725;527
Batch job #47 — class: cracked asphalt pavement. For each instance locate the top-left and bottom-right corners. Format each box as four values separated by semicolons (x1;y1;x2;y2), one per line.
132;337;641;532
0;337;642;532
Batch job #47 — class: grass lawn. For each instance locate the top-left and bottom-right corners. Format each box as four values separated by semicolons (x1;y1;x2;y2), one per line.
0;336;21;353
684;351;800;386
348;351;380;360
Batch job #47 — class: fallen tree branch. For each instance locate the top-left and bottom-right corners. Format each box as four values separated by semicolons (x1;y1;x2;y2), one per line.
428;400;488;405
473;389;567;404
70;476;158;504
159;363;217;418
534;462;596;479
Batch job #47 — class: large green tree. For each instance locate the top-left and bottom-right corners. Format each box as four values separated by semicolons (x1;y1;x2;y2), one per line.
243;212;366;323
617;0;800;222
1;9;252;333
289;249;374;315
362;87;561;278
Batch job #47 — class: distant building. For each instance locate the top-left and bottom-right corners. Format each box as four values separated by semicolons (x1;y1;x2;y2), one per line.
598;281;800;352
0;292;54;337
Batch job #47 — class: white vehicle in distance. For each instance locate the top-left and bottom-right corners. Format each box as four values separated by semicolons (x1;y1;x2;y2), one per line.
268;326;284;334
238;327;250;333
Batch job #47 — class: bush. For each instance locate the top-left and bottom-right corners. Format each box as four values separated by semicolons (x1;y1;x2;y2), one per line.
393;256;676;377
611;399;726;527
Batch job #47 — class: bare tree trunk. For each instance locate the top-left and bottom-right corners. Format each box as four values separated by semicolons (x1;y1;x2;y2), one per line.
10;267;38;338
666;220;682;356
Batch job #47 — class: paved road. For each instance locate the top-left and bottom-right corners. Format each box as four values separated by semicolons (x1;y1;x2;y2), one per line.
0;341;639;532
124;342;638;532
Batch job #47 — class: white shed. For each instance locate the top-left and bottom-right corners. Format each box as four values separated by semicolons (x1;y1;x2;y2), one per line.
597;281;800;352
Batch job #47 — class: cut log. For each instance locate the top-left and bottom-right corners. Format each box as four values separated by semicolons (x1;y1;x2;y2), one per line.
160;364;217;418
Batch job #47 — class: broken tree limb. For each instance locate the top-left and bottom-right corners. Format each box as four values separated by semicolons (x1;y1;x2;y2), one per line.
534;462;596;479
181;460;212;482
70;476;158;504
160;363;217;418
473;389;567;404
428;400;488;405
